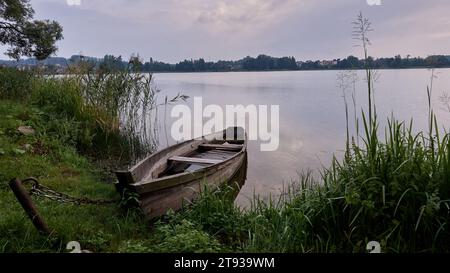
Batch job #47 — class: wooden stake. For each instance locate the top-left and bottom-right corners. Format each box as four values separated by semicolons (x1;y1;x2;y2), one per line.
9;178;51;235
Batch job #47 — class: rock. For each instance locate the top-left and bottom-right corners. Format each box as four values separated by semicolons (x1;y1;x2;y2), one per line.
17;126;36;136
23;144;32;151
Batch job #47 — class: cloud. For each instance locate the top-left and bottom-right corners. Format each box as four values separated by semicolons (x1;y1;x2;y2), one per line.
50;0;304;34
12;0;450;62
191;0;301;32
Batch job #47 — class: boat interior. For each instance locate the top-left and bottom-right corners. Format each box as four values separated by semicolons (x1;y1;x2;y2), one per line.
114;127;247;187
160;138;245;177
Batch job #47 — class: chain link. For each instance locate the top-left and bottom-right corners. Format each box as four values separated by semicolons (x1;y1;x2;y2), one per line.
23;177;119;205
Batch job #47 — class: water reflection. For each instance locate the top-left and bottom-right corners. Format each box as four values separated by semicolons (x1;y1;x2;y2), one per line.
226;154;248;203
150;69;450;203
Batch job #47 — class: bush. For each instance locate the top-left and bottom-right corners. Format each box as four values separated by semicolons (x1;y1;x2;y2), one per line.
179;186;251;248
0;66;159;163
0;68;33;100
30;77;110;153
151;219;224;253
298;119;450;252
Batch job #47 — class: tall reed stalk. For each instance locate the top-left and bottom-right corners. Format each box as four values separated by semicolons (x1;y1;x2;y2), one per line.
161;13;450;253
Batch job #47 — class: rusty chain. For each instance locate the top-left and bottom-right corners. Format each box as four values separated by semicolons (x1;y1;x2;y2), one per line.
22;177;119;205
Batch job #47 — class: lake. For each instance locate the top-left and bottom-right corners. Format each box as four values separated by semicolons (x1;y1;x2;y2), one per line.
150;69;450;205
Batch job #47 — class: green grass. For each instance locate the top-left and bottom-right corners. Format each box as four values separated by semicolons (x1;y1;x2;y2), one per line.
0;99;228;253
0;66;158;164
0;68;225;253
0;68;33;101
1;58;450;253
0;100;152;252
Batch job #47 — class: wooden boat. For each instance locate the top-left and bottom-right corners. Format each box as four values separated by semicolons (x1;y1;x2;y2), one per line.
115;127;248;219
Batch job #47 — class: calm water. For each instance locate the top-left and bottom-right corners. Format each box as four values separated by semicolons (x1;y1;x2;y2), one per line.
150;69;450;204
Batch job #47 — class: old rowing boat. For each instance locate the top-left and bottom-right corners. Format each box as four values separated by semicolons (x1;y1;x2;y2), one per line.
115;127;248;219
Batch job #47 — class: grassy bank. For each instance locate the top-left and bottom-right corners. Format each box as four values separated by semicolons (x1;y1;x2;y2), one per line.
0;100;222;252
171;119;450;253
1;64;450;253
0;68;221;253
0;99;147;252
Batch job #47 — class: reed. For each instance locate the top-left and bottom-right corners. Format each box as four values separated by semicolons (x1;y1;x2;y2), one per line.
34;66;159;163
2;12;450;253
0;67;33;100
1;61;164;165
154;13;450;253
165;116;450;252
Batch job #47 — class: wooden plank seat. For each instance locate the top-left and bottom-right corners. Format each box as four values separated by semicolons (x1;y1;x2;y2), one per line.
199;144;243;151
169;156;223;165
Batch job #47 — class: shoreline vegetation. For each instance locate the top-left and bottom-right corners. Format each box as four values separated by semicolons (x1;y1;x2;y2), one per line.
2;53;450;74
1;13;450;253
1;65;450;253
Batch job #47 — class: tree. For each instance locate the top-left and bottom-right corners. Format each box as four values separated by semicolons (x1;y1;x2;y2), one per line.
0;0;63;60
346;55;361;68
128;54;143;71
393;54;402;68
100;55;125;72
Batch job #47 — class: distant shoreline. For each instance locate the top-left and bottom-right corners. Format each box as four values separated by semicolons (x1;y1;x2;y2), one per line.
151;67;450;73
38;67;450;76
3;53;450;74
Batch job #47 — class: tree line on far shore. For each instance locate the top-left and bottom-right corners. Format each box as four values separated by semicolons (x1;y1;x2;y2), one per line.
1;1;450;74
2;53;450;73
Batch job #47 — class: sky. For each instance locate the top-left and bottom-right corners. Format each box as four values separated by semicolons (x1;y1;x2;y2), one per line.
5;0;450;62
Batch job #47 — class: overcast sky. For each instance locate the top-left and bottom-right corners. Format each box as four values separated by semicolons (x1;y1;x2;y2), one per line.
10;0;450;62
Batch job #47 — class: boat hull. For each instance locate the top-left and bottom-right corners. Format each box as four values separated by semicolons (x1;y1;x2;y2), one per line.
138;152;246;219
115;127;248;219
